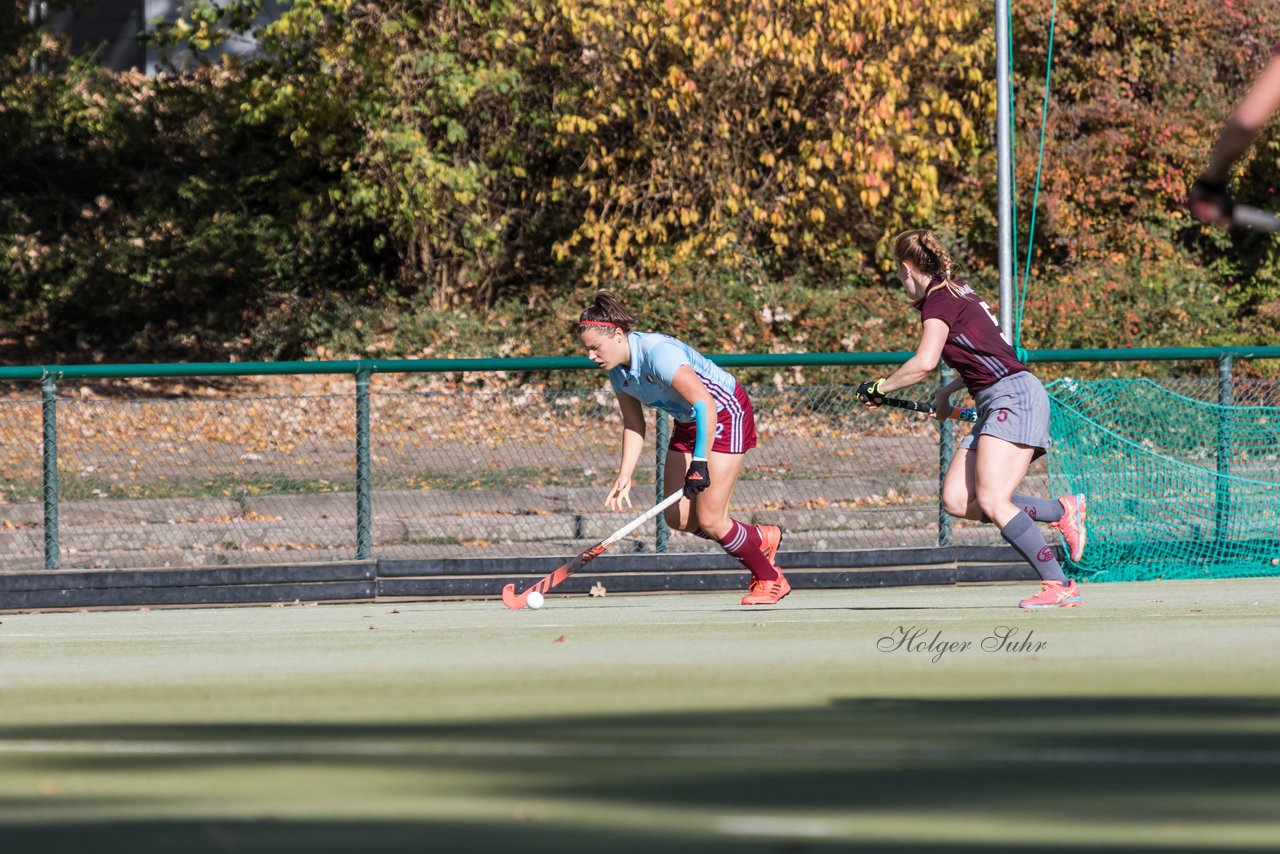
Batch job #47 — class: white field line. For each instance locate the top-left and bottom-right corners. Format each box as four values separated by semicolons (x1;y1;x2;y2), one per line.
0;739;1278;766
716;816;835;837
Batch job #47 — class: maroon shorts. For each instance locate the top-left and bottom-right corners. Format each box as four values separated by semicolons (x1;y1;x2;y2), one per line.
668;384;757;455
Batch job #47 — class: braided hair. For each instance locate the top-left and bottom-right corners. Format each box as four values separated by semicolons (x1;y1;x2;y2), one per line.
893;229;962;295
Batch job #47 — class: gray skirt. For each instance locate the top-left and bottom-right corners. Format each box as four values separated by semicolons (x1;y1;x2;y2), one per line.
957;370;1052;458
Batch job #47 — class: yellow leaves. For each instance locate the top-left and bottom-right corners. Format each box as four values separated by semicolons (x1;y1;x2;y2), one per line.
555;0;989;279
615;227;633;256
556;114;599;135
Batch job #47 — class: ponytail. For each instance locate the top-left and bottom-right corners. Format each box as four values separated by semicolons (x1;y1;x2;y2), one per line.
578;290;637;333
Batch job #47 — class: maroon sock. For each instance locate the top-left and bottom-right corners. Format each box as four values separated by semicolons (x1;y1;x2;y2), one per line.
717;519;779;581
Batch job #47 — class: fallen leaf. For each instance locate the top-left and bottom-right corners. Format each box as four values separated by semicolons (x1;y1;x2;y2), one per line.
554;635;569;643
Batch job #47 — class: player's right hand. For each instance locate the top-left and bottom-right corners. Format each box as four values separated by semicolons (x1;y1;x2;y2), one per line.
1188;177;1234;228
605;476;633;511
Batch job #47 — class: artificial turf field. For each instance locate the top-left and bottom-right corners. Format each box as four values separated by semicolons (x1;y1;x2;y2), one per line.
1;579;1278;853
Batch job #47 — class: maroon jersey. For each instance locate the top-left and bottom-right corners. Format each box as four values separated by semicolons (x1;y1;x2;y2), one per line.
915;279;1028;393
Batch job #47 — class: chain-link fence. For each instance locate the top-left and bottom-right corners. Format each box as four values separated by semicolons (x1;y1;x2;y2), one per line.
1;352;1277;571
0;384;1003;570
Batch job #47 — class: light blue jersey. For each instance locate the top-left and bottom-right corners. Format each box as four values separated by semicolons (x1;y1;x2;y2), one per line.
608;332;738;422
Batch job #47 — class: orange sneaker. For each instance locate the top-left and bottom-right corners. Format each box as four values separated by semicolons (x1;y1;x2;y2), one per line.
756;524;783;564
741;573;792;606
1018;579;1082;609
1050;494;1087;563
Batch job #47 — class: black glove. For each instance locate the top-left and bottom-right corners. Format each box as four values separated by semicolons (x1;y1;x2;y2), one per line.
1189;177;1233;223
683;459;710;498
856;378;886;406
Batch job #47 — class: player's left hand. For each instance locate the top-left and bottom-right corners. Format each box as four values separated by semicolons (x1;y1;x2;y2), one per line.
683;459;710;498
1188;177;1234;228
933;389;953;421
856;378;887;407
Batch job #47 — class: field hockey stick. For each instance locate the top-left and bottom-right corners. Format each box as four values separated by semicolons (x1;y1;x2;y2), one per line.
1232;204;1280;232
877;395;979;423
501;489;686;610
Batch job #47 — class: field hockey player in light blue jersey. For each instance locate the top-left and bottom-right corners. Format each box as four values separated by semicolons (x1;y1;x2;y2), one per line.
577;291;789;605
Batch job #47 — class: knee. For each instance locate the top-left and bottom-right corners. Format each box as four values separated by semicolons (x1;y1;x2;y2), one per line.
694;506;728;536
975;491;1006;520
665;506;690;531
940;485;971;519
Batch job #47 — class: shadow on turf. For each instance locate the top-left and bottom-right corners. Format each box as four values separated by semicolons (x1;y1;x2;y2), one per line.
0;820;1251;854
2;697;1278;852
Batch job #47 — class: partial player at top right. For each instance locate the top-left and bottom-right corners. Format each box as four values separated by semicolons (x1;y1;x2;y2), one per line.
1189;42;1280;228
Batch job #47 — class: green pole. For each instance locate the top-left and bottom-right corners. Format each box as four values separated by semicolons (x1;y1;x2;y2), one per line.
937;366;956;548
355;368;373;560
1215;355;1233;544
655;411;671;552
41;373;60;569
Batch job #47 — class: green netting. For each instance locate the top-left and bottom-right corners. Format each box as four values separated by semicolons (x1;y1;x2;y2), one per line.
1047;378;1280;581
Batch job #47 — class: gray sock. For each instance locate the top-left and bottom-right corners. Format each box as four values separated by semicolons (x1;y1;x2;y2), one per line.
1000;512;1067;583
1012;495;1063;523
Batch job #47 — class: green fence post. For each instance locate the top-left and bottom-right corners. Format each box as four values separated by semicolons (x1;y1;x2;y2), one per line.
938;365;955;548
41;372;60;569
655;411;671;552
355;367;373;560
1215;354;1233;543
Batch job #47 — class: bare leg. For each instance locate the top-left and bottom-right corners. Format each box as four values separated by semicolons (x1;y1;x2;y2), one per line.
974;436;1066;583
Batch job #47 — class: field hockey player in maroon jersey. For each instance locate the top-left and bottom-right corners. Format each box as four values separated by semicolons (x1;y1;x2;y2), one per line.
856;230;1087;609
